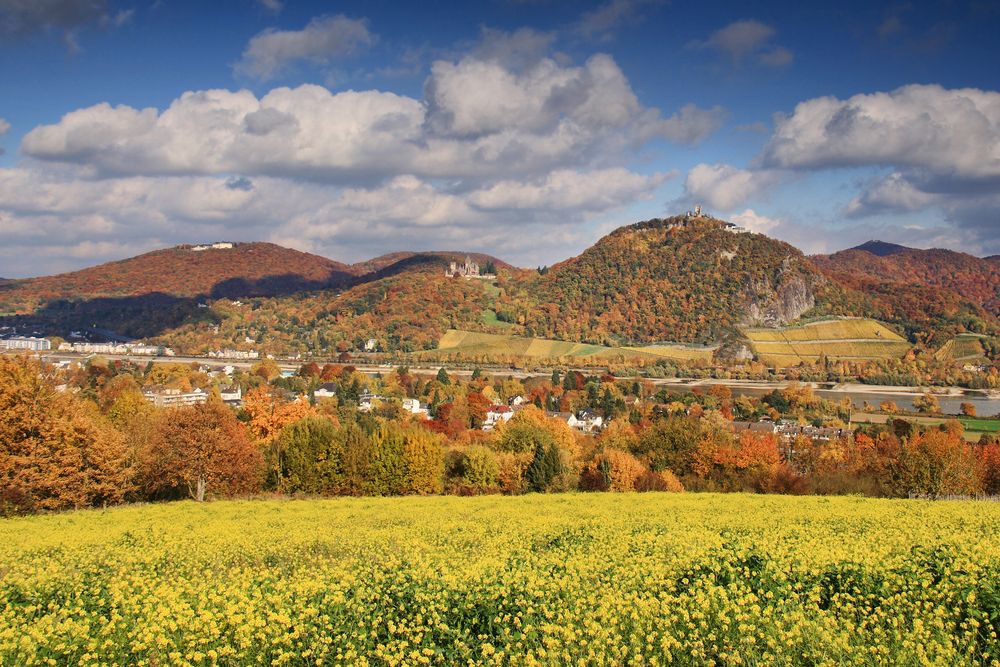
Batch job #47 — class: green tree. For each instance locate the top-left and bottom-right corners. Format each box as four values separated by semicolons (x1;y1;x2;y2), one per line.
632;416;701;475
462;445;500;490
497;422;554;453
367;421;407;495
436;368;451;385
336;423;372;495
272;415;340;494
526;441;562;492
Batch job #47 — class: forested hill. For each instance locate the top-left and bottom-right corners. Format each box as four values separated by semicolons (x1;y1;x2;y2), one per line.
0;242;355;314
493;215;840;346
813;243;1000;319
3;217;997;352
351;251;514;276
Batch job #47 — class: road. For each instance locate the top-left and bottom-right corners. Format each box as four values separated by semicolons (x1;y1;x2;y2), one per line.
12;350;985;394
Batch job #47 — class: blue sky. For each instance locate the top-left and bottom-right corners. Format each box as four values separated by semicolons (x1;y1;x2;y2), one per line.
1;0;999;277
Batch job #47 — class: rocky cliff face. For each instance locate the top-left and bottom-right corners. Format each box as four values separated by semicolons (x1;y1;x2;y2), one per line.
742;259;819;327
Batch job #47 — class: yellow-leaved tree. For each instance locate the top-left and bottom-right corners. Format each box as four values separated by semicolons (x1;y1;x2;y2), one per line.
403;426;445;494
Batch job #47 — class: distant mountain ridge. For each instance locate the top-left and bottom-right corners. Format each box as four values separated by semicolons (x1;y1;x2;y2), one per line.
2;215;997;352
849;240;911;256
813;242;1000;317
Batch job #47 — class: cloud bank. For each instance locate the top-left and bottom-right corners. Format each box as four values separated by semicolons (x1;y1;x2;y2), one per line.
2;39;711;276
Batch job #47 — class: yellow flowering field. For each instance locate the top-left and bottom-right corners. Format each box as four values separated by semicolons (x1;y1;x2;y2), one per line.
3;494;1000;666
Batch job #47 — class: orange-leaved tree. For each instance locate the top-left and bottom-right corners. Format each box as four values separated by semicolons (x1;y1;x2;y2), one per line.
142;401;262;501
0;355;132;513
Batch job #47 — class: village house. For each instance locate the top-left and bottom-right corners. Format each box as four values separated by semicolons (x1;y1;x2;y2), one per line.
574;409;605;434
191;242;234;251
142;387;208;408
57;341;172;356
545;410;606;433
358;391;385;412
208;349;260;360
482;404;514;431
314;383;339;400
729;420;853;442
220;385;243;407
402;398;429;416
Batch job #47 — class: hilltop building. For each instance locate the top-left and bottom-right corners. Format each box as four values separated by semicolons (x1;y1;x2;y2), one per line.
446;256;496;279
655;206;749;234
191;242;234;251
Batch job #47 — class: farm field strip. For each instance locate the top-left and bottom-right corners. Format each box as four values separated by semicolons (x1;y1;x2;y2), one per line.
744;318;911;364
744;318;906;342
436;329;716;362
3;494;1000;665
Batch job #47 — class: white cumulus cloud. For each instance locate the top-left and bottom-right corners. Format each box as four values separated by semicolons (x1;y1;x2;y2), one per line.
683;163;781;211
761;84;1000;179
729;208;781;235
24;51;725;183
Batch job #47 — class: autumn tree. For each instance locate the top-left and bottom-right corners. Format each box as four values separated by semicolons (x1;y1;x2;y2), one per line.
466;391;491;429
460;444;500;491
632;415;701;475
403;426;445;494
251;358;281;382
142;401;262;501
242;385;313;443
890;430;979;499
880;401;898;414
0;355;132;513
593;448;646;492
961;402;977;417
913;393;941;414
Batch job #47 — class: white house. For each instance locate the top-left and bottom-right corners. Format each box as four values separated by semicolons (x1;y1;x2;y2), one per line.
402;398;429;416
575;409;604;433
358;391;384;412
483;405;514;430
220;385;242;406
546;410;604;433
314;383;338;399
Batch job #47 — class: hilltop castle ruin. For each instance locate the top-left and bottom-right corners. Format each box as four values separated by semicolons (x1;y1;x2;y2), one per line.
446;256;496;279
